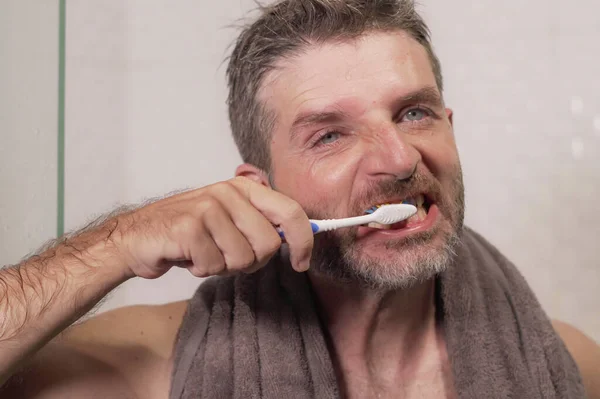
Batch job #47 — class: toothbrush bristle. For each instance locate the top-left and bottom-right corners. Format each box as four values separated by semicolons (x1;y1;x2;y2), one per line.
362;203;418;223
364;203;391;214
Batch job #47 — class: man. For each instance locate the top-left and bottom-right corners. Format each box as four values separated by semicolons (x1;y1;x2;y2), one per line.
1;0;598;398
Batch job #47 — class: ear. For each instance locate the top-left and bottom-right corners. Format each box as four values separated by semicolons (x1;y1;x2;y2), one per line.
235;163;271;188
445;108;454;126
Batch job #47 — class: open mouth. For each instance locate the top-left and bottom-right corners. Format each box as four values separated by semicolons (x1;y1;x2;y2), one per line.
365;194;431;230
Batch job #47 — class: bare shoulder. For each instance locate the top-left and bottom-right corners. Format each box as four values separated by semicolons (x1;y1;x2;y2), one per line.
2;300;189;399
552;319;600;399
67;299;189;358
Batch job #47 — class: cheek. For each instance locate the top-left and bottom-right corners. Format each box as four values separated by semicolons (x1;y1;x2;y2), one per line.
415;131;459;179
274;150;362;217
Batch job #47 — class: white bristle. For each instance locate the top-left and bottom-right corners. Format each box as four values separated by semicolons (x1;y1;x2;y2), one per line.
371;204;417;225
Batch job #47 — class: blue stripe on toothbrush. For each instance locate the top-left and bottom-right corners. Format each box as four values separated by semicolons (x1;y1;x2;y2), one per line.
277;222;320;240
311;222;320;233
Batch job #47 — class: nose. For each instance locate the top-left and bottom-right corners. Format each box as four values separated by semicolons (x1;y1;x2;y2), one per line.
361;124;421;181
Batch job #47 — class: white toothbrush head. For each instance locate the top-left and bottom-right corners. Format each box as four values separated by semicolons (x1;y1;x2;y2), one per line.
370;203;417;225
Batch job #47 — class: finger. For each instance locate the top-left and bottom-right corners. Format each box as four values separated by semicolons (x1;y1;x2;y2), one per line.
164;212;225;277
201;202;257;273
188;231;227;277
229;177;313;272
162;231;225;278
209;183;282;267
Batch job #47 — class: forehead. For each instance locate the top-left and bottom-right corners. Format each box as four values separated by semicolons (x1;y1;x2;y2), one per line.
259;31;438;126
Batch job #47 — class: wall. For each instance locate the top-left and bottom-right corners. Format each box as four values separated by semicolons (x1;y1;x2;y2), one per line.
0;0;58;266
64;0;250;310
3;1;598;341
423;0;600;339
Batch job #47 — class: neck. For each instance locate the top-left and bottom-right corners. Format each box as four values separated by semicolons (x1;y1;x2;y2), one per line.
308;272;446;390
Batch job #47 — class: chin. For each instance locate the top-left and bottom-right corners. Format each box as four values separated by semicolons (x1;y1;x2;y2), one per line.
309;183;465;290
312;223;462;291
349;232;459;290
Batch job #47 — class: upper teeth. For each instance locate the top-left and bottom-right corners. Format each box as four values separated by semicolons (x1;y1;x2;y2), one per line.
415;195;425;207
378;194;425;208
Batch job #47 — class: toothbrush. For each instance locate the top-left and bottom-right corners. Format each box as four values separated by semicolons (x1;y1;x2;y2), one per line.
277;203;417;240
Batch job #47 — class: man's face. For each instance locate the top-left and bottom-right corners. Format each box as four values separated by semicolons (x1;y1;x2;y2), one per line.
261;31;464;289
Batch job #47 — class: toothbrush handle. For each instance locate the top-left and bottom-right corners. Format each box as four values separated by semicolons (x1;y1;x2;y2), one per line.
315;215;372;231
277;214;372;241
277;221;320;241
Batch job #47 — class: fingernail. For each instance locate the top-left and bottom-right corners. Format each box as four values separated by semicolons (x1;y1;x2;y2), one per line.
299;257;311;272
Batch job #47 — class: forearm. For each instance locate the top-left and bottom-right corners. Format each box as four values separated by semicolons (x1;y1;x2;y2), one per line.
0;227;129;385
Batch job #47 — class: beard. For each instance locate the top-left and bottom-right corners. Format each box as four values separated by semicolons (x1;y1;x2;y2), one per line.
305;166;465;291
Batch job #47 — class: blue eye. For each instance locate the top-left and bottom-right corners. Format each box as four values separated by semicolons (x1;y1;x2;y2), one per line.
319;131;341;144
402;108;429;122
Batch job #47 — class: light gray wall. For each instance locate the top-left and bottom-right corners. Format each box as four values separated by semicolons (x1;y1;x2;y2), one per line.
64;0;249;311
0;1;58;266
3;1;598;341
423;0;600;340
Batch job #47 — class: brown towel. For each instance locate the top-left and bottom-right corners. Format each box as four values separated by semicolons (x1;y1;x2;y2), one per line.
169;227;585;398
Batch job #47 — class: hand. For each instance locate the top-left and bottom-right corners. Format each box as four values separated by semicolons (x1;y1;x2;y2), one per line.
112;177;314;279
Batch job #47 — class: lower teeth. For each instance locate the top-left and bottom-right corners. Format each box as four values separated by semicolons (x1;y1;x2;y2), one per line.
408;205;428;223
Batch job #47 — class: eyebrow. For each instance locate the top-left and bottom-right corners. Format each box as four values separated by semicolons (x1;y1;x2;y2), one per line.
394;86;443;109
291;108;351;132
290;86;443;135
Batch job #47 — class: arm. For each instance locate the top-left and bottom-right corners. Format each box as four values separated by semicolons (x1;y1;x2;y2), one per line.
553;320;600;399
0;177;314;396
0;221;129;386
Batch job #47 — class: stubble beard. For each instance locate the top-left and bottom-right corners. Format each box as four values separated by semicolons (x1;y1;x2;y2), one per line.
307;168;465;292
